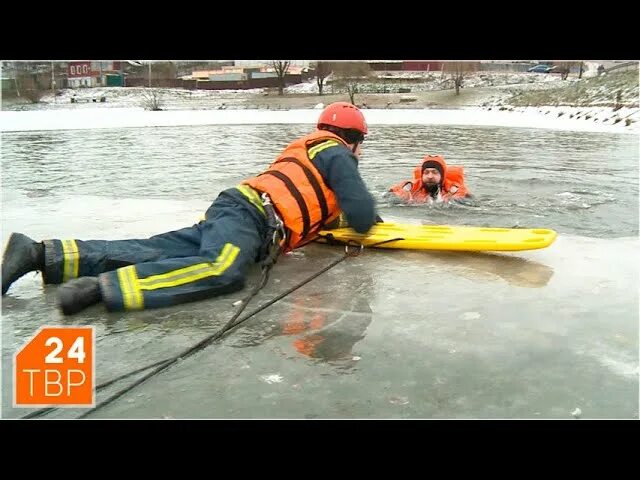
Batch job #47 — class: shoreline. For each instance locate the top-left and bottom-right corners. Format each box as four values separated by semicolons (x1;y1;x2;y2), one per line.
1;105;637;135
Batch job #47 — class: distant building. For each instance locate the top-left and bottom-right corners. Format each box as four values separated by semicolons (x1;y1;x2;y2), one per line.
67;61;122;88
178;64;304;90
67;62;94;88
402;61;443;71
348;61;444;72
234;60;311;68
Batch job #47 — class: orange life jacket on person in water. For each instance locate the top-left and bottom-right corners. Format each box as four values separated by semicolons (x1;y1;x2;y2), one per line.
242;131;346;252
388;155;471;204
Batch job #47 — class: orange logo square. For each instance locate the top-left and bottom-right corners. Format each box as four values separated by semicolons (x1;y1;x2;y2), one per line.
14;326;95;407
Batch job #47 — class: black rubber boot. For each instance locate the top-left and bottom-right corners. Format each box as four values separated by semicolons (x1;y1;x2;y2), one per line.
57;277;102;316
2;233;44;295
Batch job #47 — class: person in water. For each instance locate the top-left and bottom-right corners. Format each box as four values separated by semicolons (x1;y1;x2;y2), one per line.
387;154;472;204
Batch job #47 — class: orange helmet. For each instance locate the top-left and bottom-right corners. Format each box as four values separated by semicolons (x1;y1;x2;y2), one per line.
317;102;368;135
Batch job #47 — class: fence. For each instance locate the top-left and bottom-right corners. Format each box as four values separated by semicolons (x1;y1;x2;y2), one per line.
478;63;537;73
123;74;302;90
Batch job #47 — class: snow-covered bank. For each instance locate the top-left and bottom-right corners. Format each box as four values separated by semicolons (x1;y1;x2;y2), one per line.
1;106;637;134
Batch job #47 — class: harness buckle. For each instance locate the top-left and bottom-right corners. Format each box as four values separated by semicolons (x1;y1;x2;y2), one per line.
261;193;286;246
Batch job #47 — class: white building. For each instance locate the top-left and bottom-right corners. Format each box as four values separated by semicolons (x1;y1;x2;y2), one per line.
234;60;311;68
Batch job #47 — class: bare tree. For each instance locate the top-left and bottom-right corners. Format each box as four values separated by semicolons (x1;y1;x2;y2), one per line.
10;61;21;97
442;62;479;95
315;61;332;95
151;61;177;86
140;89;164;111
14;63;45;103
553;61;576;80
553;62;584;80
270;61;291;95
614;90;623;111
134;61;176;88
331;62;373;104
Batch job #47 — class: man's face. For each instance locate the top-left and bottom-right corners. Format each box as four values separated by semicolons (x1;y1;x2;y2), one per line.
422;168;442;187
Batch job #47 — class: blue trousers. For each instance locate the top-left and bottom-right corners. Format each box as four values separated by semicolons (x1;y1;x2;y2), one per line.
42;187;270;311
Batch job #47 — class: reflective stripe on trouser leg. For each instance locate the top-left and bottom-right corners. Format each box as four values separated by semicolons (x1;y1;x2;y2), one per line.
42;239;80;284
97;187;269;312
99;243;242;311
41;227;203;285
61;240;80;282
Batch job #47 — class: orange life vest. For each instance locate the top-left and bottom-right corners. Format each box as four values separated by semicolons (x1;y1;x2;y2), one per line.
242;131;345;251
389;155;470;204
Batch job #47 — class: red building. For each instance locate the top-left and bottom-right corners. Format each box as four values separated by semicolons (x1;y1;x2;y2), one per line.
402;61;443;71
67;61;123;88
